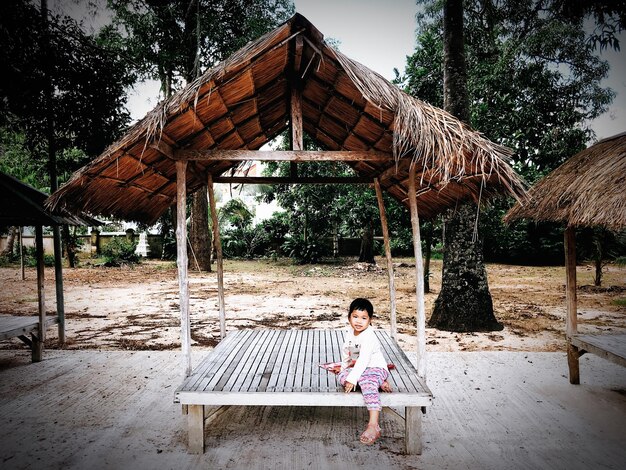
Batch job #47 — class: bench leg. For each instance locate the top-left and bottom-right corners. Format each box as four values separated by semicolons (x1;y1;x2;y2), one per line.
188;405;205;454
31;333;43;363
405;406;422;455
567;343;580;384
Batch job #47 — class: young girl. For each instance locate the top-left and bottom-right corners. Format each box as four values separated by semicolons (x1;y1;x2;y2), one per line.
338;298;392;445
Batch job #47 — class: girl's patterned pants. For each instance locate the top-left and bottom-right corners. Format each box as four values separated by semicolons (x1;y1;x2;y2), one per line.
338;367;389;411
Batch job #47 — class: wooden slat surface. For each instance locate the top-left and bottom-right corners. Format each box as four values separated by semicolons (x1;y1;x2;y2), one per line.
175;329;432;407
571;333;626;368
0;314;59;341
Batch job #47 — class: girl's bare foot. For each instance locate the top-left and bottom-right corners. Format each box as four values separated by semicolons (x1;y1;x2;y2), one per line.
359;423;381;445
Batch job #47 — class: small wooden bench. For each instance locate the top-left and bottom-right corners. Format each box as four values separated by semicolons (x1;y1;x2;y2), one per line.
570;333;626;368
0;314;59;362
175;329;432;454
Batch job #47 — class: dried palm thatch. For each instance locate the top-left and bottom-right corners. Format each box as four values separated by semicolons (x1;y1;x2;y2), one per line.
47;13;525;224
505;132;626;230
1;171;100;226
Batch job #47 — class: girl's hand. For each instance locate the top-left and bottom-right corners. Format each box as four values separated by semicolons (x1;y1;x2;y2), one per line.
344;381;355;393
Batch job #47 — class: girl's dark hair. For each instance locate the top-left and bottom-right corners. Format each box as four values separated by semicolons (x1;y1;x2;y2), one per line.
348;298;374;319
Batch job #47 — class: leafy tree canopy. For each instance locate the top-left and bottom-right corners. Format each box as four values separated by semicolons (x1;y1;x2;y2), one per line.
404;0;617;181
106;0;294;89
0;0;134;189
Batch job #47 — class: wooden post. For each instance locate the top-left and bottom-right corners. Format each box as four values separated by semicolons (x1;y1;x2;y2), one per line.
374;178;397;340
176;160;192;377
405;406;423;455
565;226;579;384
208;173;226;340
188;404;205;454
53;225;65;345
408;167;426;379
19;226;25;281
290;85;303;177
34;225;45;362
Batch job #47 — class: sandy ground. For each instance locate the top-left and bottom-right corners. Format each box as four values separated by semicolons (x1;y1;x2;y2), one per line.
1;257;624;354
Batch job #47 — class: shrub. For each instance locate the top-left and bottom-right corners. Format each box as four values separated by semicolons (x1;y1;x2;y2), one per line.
282;235;328;264
23;246;55;267
101;237;139;266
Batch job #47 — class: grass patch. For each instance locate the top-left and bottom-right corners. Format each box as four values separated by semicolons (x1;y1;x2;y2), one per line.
614;298;626;307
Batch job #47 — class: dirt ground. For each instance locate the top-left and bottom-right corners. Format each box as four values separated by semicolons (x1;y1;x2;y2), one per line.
1;257;624;353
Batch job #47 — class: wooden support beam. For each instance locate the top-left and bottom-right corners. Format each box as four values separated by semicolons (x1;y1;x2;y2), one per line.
19;226;24;280
378;158;410;183
150;139;175;160
408;167;426;379
213;176;373;185
290;81;303;178
52;226;65;345
188;405;205;454
208;173;226;340
374;178;397;340
176;160;192;377
405;406;423;455
34;225;45;362
293;35;304;79
175;149;392;162
565;226;579;384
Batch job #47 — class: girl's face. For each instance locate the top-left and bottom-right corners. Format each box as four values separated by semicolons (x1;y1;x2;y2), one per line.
349;308;371;335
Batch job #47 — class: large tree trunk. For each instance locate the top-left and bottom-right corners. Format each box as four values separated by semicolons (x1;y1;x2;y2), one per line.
2;226;18;257
430;0;502;332
429;204;502;331
189;186;212;271
358;219;376;264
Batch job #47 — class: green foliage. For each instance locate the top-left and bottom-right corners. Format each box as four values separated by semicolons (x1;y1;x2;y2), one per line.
0;1;134;180
108;0;294;88
387;226;415;257
0;129;46;189
21;247;55;268
101;237;139;266
219;198;254;231
222;225;268;259
282;235;329;265
402;1;618;263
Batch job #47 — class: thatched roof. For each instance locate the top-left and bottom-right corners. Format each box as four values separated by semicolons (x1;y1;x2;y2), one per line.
47;13;525;225
0;171;100;227
505;132;626;230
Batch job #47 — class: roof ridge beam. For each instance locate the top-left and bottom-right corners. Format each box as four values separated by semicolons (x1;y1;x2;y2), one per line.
213;176;372;185
174;150;392;162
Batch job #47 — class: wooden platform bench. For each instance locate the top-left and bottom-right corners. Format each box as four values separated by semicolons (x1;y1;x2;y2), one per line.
570;333;626;369
0;314;59;362
175;329;432;454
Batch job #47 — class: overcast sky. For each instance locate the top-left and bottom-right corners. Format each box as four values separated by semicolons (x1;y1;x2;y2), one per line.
113;0;626;141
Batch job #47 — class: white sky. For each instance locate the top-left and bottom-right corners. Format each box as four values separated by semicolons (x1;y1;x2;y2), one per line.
121;0;625;141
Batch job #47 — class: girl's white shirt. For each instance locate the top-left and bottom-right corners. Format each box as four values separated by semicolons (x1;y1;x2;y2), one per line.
341;325;388;385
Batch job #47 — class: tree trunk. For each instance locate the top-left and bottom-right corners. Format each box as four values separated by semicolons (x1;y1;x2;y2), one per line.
189;186;212;271
423;222;433;294
593;227;605;287
2;226;18;257
62;225;76;268
358;219;376;264
430;204;501;331
430;0;501;332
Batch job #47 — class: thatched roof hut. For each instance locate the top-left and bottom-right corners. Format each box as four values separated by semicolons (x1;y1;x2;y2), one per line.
505;132;626;385
505;132;626;230
1;171;99;227
47;13;524;223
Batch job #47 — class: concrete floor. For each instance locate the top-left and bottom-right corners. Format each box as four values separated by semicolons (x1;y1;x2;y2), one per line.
1;349;625;470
